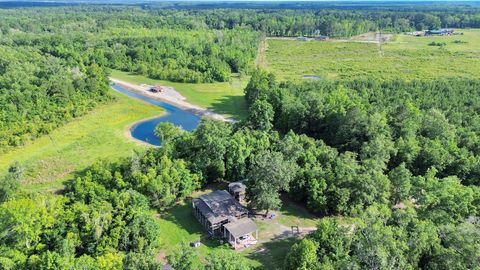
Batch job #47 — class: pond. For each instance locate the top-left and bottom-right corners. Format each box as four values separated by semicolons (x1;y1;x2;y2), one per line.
302;75;320;80
111;84;201;146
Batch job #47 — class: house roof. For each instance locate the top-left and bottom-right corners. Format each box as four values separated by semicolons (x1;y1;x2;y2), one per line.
228;181;246;193
193;190;247;224
224;218;257;238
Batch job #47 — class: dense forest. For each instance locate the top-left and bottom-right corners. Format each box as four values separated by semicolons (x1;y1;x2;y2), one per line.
4;5;479;37
1;3;480;270
0;7;259;83
0;46;110;152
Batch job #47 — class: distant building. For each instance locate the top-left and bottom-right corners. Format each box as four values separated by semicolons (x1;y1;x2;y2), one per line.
192;190;258;249
426;29;454;36
407;31;425;36
296;36;308;41
314;35;329;41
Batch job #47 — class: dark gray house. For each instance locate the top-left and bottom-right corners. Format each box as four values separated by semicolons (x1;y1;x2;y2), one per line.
192;190;258;249
228;181;246;203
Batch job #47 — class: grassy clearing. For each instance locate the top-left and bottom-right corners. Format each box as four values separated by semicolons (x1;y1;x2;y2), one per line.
156;189;319;269
276;199;319;228
265;29;480;81
110;70;249;119
0;89;162;192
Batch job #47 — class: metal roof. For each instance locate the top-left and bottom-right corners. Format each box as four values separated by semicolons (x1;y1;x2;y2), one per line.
228;181;246;193
193;190;247;224
224;218;257;238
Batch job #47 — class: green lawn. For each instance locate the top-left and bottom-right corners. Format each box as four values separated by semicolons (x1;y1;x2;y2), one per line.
0;89;162;192
110;70;249;119
265;29;480;81
156;200;300;269
276;199;319;228
156;190;320;269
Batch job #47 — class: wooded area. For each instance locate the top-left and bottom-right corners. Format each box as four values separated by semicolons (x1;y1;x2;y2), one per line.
0;46;110;152
1;3;479;270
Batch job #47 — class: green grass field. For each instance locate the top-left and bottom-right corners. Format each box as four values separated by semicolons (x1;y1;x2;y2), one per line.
0;89;162;192
264;29;480;81
110;70;249;119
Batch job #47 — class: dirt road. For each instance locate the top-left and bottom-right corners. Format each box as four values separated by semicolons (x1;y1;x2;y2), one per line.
110;78;235;123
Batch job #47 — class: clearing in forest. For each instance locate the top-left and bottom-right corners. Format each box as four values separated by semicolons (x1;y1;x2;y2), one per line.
265;29;480;81
155;191;321;269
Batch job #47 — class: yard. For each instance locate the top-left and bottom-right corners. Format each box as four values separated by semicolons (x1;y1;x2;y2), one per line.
0;89;162;192
155;189;320;269
110;70;249;119
263;29;480;81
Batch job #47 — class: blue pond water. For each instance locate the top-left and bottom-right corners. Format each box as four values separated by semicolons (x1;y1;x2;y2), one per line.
111;84;201;146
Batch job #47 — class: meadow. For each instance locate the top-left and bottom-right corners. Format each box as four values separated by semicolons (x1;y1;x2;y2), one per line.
263;29;480;81
110;70;249;119
0;89;162;192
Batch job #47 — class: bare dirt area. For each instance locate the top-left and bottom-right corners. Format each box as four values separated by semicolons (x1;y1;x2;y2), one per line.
140;83;186;101
350;31;394;43
256;35;268;68
110;78;234;123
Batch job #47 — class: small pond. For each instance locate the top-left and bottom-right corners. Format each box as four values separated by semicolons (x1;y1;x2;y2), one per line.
302;75;320;80
111;84;201;146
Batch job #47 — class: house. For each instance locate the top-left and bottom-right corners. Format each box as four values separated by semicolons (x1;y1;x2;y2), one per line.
296;36;308;41
228;181;246;203
192;190;258;249
426;29;454;36
407;31;425;36
223;217;258;249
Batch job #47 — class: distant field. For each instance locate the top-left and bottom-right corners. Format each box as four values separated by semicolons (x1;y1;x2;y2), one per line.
110;70;249;119
0;90;162;192
264;29;480;81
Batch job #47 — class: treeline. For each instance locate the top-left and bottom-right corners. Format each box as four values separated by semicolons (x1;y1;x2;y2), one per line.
101;29;258;83
19;29;258;83
0;45;110;152
245;72;480;186
157;8;480;36
2;6;480;41
0;8;259;83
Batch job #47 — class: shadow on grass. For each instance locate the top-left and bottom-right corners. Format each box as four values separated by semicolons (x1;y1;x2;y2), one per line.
208;95;248;120
247;238;298;270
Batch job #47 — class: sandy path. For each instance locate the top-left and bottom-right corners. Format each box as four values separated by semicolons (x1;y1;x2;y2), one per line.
110;78;235;123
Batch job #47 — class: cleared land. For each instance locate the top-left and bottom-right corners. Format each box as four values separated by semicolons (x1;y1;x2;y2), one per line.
110;70;249;119
156;191;319;269
264;29;480;81
0;89;162;192
111;78;233;122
